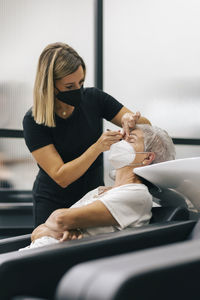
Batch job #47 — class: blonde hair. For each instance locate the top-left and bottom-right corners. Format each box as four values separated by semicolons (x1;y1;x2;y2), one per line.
32;42;86;127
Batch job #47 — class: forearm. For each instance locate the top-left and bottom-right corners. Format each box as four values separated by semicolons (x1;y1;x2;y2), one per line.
55;143;101;188
33;132;122;189
137;116;151;125
45;201;118;232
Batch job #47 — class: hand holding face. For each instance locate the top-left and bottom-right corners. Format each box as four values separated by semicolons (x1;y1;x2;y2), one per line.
95;130;123;152
121;112;141;140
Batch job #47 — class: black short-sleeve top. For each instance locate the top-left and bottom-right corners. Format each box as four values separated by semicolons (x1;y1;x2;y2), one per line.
23;87;123;206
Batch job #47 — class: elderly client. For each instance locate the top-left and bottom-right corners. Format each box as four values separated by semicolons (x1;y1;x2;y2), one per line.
21;125;175;250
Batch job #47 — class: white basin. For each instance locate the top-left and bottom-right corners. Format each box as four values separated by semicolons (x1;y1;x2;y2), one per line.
134;157;200;211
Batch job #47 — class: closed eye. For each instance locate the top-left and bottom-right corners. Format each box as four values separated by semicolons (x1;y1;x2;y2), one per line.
65;85;73;89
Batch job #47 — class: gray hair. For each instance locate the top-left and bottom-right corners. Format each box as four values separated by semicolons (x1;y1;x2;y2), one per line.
136;124;176;164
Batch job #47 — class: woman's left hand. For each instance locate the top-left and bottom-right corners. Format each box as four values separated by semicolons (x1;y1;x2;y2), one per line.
121;111;141;139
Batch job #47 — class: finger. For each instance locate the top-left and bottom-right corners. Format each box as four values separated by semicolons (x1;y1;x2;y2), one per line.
106;130;123;137
111;134;123;140
121;128;126;137
103;137;123;145
78;234;83;239
60;231;69;242
136;111;141;118
123;122;130;137
106;129;122;134
106;139;122;147
128;120;136;129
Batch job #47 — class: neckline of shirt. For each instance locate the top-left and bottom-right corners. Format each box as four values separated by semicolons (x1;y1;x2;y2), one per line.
55;106;79;122
96;183;148;197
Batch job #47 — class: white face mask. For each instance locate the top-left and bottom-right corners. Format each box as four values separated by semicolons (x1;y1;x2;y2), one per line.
108;140;145;170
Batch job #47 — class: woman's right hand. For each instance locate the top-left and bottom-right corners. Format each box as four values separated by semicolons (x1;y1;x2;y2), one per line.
95;130;123;152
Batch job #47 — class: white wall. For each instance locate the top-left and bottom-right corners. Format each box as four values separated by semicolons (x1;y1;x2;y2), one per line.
104;0;200;138
104;0;200;185
0;0;95;130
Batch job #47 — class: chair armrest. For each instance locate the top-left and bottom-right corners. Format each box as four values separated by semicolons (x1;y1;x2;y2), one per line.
56;238;200;300
0;220;196;299
150;206;189;223
0;234;31;254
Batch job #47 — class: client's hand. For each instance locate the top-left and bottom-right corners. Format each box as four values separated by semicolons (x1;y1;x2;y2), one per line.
122;111;141;139
31;223;64;242
31;224;83;243
59;229;83;242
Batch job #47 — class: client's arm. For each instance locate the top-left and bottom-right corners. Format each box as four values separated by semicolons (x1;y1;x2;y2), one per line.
31;223;83;242
45;200;119;233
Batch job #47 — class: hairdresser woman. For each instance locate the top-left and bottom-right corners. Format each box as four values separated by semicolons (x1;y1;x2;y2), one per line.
23;42;151;227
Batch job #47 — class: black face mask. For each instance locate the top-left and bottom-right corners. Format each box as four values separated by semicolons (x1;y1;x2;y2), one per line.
56;86;83;107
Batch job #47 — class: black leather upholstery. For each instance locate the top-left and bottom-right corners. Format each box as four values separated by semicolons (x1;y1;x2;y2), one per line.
0;219;195;299
0;190;33;203
56;238;200;300
0;234;30;254
12;297;46;300
0;190;34;239
150;206;189;223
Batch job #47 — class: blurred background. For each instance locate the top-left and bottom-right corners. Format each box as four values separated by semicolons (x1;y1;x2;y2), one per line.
0;0;200;189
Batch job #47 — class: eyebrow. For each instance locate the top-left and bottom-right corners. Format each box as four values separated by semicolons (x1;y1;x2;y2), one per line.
129;133;138;137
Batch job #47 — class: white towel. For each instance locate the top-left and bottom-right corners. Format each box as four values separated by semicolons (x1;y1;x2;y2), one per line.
19;236;59;251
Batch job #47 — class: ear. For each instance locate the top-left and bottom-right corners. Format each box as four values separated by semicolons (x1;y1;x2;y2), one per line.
142;152;155;166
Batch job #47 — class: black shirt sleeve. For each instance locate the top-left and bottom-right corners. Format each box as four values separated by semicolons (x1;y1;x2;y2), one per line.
88;88;124;121
23;109;53;153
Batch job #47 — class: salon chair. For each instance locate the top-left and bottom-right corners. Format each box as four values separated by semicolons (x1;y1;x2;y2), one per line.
53;157;200;300
0;217;194;299
0;128;35;237
56;231;200;300
12;298;46;300
0;190;33;203
2;157;200;299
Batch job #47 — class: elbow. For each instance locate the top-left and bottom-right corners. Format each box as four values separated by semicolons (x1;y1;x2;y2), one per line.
53;173;69;189
52;164;74;188
56;180;69;189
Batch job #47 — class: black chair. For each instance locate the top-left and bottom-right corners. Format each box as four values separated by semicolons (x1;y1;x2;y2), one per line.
55;235;200;300
0;190;34;238
0;129;35;238
0;189;33;203
0;206;194;300
12;298;46;300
